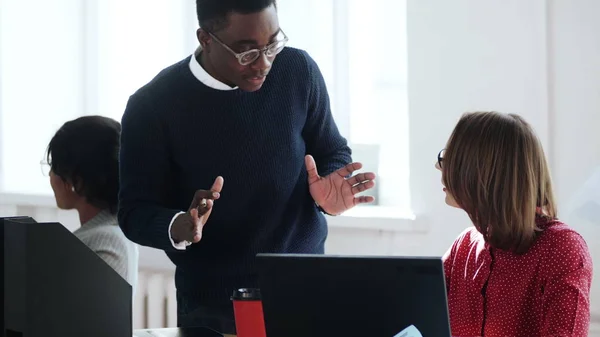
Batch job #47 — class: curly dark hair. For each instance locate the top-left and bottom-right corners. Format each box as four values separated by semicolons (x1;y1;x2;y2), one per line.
46;115;121;214
196;0;277;32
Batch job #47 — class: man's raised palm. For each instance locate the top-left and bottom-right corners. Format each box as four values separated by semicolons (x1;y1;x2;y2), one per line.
305;155;376;215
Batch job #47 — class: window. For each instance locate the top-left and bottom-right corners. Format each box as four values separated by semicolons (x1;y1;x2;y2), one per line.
278;0;410;211
94;0;198;123
0;0;197;195
1;0;409;214
0;0;85;195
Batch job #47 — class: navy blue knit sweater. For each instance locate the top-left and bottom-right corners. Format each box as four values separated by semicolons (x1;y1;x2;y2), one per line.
118;47;351;305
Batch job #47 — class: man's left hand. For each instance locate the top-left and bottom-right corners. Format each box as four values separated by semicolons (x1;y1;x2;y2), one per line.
305;155;376;215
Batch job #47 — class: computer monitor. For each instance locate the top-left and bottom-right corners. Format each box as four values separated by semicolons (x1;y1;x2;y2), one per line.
256;254;451;337
2;216;132;337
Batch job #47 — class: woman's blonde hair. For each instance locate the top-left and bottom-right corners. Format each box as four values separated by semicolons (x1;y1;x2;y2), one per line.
442;111;556;254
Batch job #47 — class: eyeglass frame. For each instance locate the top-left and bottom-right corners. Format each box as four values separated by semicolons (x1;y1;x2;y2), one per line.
206;29;289;66
40;159;51;177
437;149;445;168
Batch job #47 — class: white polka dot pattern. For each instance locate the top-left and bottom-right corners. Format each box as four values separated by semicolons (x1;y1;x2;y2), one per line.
442;218;593;337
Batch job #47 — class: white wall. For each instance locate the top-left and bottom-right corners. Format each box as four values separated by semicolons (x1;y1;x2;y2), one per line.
549;1;600;333
407;0;551;249
405;0;600;232
548;0;600;206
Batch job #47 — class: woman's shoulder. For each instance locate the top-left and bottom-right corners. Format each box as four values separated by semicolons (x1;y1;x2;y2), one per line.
445;226;485;259
537;219;588;250
76;215;135;251
453;226;484;246
535;219;592;272
91;223;136;249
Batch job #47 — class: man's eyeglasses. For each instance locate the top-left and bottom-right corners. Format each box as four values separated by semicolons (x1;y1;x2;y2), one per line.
207;29;289;66
437;149;445;168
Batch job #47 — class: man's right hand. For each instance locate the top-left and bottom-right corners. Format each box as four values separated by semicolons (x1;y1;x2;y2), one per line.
170;176;224;244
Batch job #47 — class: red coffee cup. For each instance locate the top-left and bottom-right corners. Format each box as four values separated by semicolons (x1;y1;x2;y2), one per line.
232;288;266;337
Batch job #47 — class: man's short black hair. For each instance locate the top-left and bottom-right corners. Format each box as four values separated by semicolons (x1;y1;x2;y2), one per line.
196;0;277;32
46;115;121;214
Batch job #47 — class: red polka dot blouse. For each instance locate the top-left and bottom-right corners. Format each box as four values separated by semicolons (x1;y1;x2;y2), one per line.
443;217;593;337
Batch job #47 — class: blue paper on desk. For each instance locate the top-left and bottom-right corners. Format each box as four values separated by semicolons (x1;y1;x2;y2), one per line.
393;325;423;337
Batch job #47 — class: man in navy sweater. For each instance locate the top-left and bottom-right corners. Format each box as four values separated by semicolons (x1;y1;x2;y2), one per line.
118;0;376;333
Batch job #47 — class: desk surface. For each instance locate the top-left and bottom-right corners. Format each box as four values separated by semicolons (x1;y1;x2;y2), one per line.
133;327;235;337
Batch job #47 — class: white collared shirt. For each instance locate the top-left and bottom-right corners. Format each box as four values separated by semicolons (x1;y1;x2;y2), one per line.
188;48;238;90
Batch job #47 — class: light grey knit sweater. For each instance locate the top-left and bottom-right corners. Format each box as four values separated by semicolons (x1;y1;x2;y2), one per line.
73;210;139;289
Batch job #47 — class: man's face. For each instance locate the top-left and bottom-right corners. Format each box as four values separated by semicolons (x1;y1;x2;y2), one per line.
199;5;281;92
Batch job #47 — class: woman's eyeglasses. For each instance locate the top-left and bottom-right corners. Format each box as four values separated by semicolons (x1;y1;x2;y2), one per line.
40;160;51;176
437;149;445;168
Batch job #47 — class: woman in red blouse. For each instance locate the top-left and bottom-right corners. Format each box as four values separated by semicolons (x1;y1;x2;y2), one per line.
437;112;593;337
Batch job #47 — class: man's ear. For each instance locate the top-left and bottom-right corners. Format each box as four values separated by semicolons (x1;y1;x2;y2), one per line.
197;28;212;51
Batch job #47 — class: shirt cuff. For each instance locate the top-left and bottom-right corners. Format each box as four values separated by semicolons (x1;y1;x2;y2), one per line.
315;202;336;216
168;211;191;250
